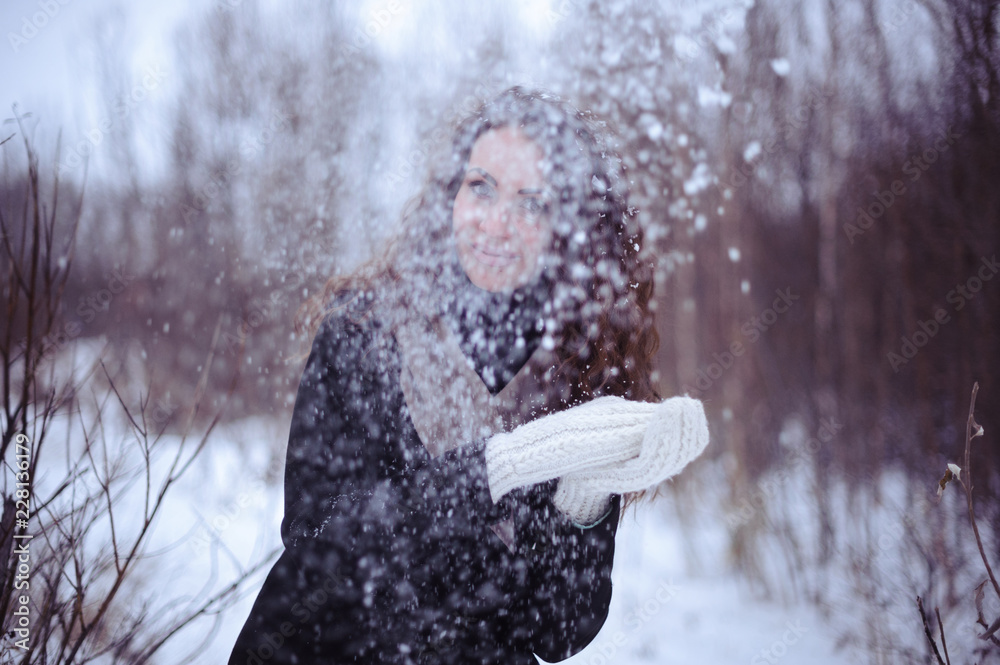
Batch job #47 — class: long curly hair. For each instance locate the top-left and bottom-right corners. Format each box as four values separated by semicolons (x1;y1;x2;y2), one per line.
300;87;660;500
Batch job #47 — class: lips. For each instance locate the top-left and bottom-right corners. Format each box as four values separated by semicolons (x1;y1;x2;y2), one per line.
469;242;518;267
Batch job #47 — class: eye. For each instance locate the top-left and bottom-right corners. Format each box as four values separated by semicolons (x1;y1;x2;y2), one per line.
467;179;494;200
518;197;548;222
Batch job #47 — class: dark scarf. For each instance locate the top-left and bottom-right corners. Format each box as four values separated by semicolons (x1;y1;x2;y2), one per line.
439;267;546;396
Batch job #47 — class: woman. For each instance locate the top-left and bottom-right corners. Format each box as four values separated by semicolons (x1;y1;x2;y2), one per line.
229;87;709;664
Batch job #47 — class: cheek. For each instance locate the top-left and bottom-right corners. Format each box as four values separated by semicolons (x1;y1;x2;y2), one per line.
451;195;475;235
451;207;467;237
521;225;552;259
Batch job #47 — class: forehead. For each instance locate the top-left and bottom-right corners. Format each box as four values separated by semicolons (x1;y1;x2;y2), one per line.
467;127;547;188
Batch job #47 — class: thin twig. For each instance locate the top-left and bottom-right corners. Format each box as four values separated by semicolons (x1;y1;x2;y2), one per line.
133;546;282;665
918;596;946;665
958;383;1000;602
934;606;951;665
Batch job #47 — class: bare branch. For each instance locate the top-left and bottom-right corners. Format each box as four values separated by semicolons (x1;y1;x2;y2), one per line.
934;606;951;665
959;383;1000;602
917;596;946;665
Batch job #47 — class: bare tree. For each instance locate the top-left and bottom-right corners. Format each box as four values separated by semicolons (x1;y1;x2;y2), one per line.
1;122;272;664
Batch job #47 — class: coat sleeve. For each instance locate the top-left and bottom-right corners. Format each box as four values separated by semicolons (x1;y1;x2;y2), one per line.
520;490;619;661
231;309;402;663
280;311;389;548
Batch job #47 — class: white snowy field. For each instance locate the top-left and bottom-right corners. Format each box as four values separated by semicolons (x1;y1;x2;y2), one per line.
137;420;854;665
558;505;850;665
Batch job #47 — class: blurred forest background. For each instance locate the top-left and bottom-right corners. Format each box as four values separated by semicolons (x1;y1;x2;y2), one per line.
3;0;1000;662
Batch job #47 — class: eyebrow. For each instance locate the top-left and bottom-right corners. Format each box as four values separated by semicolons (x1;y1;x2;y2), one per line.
466;167;497;187
517;188;545;196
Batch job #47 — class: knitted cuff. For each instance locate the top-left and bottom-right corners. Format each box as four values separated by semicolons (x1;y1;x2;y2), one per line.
552;478;613;526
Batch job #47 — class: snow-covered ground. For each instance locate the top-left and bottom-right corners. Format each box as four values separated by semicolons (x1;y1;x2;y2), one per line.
559;508;850;665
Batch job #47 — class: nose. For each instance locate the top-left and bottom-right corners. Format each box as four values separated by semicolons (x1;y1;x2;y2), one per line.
479;201;513;238
479;198;513;238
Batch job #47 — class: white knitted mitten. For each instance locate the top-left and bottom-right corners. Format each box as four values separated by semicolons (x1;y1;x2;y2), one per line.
552;396;710;523
484;395;709;520
484;396;659;502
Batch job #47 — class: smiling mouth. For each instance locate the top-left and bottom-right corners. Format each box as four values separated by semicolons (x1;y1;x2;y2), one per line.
469;242;518;267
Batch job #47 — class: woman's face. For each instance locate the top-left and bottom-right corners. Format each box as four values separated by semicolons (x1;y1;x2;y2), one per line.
452;127;553;293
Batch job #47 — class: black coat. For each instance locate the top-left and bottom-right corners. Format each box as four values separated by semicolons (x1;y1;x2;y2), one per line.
228;299;619;664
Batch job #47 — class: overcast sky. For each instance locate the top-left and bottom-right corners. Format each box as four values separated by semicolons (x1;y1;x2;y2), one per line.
0;0;560;178
0;0;555;124
1;0;200;134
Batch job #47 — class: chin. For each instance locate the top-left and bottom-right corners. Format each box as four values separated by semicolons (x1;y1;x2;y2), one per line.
472;275;516;293
468;268;521;293
458;255;515;292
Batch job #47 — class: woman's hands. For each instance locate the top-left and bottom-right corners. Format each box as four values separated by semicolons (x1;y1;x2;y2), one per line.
484;396;710;523
553;397;710;523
